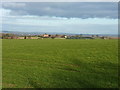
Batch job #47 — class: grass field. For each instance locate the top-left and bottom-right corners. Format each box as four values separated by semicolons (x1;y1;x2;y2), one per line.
2;39;118;88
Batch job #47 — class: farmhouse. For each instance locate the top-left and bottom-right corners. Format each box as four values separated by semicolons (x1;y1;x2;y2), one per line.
100;36;109;39
17;37;25;39
11;36;18;39
43;34;51;38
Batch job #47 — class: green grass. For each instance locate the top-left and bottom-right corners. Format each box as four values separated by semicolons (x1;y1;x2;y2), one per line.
2;39;118;88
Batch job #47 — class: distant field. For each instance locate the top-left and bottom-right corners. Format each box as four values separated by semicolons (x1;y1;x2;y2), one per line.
2;39;118;88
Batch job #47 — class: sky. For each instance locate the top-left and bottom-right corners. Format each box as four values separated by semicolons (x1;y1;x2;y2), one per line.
0;2;118;34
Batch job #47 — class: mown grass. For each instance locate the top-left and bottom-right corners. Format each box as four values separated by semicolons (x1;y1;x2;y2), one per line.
2;39;118;88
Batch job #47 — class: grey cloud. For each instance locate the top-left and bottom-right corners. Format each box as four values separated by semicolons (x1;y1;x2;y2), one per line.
2;2;118;18
2;2;26;8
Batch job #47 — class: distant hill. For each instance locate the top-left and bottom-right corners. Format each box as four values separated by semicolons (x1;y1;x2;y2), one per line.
2;31;69;36
2;31;118;37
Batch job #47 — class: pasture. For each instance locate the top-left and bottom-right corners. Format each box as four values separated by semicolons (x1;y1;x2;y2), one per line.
2;39;118;88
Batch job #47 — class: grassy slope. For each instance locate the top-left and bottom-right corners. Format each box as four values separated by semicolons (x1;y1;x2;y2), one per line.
2;39;118;88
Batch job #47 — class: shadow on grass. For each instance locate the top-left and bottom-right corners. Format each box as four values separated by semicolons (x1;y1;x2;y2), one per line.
51;58;118;88
27;78;42;88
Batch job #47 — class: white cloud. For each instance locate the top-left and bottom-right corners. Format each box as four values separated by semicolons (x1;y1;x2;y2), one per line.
2;15;118;25
0;8;11;17
1;14;118;34
0;8;11;24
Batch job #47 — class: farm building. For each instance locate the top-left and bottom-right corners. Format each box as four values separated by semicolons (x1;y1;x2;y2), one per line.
11;36;18;39
54;35;66;38
17;37;25;39
100;36;110;39
67;36;94;39
43;34;51;38
24;36;39;39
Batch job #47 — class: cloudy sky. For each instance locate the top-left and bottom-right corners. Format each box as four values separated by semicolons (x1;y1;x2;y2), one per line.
1;2;118;34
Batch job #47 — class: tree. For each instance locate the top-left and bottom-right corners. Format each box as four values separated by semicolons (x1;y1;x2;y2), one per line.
24;36;27;39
